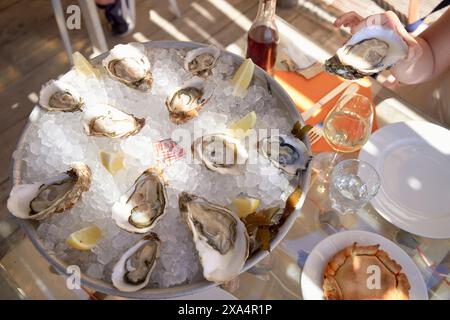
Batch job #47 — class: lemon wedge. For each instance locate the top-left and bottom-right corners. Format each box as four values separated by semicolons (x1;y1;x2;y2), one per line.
67;226;102;251
99;151;125;175
231;58;255;97
229;196;260;218
228;111;257;138
72;51;101;78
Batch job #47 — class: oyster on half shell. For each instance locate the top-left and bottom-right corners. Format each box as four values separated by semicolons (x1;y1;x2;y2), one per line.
39;79;83;112
258;134;310;176
112;168;167;233
192;133;248;175
103;43;153;92
325;26;408;80
111;233;160;292
82;104;145;139
165;79;213;124
184;47;220;78
7;162;92;220
179;192;249;283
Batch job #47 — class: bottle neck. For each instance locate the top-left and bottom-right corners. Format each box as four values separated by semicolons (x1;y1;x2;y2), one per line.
255;0;277;23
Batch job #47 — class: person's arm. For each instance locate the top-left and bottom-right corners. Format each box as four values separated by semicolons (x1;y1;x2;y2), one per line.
410;9;450;82
334;10;450;85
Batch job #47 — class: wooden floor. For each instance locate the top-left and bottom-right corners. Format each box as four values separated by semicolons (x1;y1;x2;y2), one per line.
0;0;444;222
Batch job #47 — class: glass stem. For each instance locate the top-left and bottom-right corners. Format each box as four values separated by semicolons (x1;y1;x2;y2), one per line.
330;152;339;167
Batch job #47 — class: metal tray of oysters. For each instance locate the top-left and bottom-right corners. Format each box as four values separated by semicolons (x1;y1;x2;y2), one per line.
8;41;312;299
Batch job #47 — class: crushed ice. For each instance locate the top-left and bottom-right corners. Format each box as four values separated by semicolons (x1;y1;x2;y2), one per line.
23;47;296;288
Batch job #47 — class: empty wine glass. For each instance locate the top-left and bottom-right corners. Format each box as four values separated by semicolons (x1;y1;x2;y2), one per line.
330;159;380;215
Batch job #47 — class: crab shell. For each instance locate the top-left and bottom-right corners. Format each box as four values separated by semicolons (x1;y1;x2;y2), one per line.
111;233;160;292
39;79;83;112
165;79;213;125
82;104;145;139
7;162;92;220
184;47;220;78
325;26;408;80
102;43;152;92
112;168;168;234
192;133;249;175
179;192;249;283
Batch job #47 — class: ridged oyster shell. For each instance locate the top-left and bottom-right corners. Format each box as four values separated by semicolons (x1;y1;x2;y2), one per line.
165;79;213;124
258;134;310;176
112;168;167;234
111;233;160;292
7;162;92;220
179;192;249;283
192;133;248;175
184;47;220;78
103;43;152;92
82;104;145;139
39;79;83;112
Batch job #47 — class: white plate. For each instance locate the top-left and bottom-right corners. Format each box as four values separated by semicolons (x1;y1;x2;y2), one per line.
359;121;450;239
301;230;428;300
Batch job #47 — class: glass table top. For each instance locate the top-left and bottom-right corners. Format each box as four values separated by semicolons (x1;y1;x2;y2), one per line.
0;17;448;301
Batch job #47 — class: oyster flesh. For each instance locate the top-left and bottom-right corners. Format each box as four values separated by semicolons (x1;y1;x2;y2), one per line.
184;47;220;78
179;192;249;283
39;79;83;112
192;133;248;175
258;134;310;175
7;162;92;220
111;233;160;292
325;26;407;80
103;43;152;92
112;168;167;234
165;79;213;124
82;104;145;138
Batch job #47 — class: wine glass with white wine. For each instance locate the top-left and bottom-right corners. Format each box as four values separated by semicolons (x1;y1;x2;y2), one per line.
313;93;374;182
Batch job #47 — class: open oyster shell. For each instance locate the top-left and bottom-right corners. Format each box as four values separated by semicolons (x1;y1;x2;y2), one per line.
325;26;408;80
258;134;310;176
111;233;160;292
192;133;248;175
184;47;220;78
112;168;167;234
103;43;153;92
82;104;145;139
165;79;213;125
7;162;92;220
179;192;249;283
39;79;83;112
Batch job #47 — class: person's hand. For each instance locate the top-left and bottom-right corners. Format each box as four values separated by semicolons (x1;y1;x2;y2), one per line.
333;11;365;33
334;11;424;84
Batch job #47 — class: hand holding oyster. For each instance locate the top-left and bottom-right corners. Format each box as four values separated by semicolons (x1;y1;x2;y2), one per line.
325;26;408;80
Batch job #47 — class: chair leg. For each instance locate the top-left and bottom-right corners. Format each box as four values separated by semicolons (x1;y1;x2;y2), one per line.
51;0;74;64
121;0;136;30
169;0;182;18
408;0;421;24
78;0;108;55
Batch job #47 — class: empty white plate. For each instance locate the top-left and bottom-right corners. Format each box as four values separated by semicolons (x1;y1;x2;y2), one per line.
301;230;428;300
359;121;450;239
